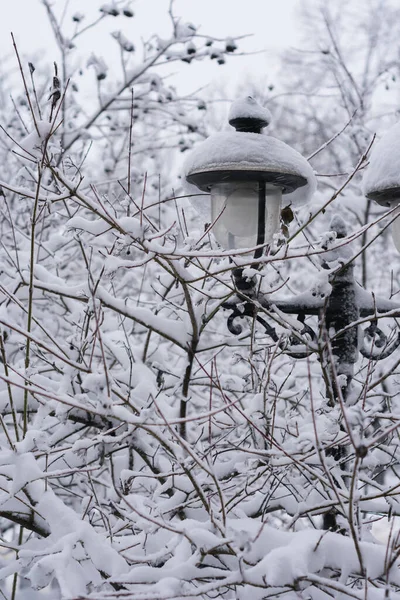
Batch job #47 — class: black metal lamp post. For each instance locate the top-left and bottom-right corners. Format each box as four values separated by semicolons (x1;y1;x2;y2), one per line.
185;98;400;528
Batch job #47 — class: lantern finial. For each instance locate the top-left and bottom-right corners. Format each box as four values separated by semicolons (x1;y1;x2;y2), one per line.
228;96;272;133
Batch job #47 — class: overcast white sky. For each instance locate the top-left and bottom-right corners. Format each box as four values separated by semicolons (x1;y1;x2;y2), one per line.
0;0;303;96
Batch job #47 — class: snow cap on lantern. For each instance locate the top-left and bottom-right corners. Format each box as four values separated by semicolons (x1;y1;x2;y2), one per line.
184;96;317;250
363;122;400;251
228;95;272;132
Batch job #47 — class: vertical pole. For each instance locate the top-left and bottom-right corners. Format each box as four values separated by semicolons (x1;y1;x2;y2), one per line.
325;260;359;401
321;217;359;530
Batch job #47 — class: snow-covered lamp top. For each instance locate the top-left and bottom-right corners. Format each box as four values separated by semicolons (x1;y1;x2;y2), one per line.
363;122;400;206
184;96;316;207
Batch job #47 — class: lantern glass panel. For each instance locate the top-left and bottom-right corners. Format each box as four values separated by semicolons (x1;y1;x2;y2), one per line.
210;181;282;250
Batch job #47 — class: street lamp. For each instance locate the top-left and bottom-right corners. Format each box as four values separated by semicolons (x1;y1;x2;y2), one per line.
185;96;400;393
184;96;400;531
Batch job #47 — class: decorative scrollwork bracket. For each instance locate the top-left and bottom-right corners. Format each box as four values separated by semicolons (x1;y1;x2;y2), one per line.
224;275;400;363
360;319;400;361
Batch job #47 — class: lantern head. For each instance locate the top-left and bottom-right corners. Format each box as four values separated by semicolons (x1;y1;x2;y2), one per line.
363;122;400;251
184;96;316;252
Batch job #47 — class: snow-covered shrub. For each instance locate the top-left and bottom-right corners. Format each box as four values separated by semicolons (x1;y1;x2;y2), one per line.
0;2;400;599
